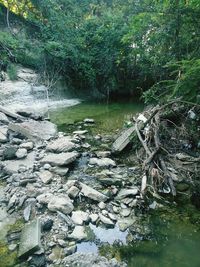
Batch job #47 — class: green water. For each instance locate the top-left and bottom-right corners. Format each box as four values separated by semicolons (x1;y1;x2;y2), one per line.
50;101;144;133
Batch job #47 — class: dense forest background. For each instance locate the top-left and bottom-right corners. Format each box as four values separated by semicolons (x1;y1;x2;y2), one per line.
0;0;200;102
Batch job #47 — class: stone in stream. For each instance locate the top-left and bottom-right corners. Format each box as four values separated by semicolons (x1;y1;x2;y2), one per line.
99;214;115;227
41;152;78;166
80;182;109;202
118;217;136;232
71;211;90;225
89;157;116;167
112;125;135;153
46;137;76;153
18;219;41;258
116;188;139;200
9;120;57;141
47;195;74;215
68;226;89;241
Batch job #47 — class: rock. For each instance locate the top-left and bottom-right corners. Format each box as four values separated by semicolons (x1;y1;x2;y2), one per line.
52;166;69;176
118;218;136;232
80;182;109;202
8;244;17;251
83;118;94;123
176;182;190;192
28;254;47;267
42;218;53;232
67;186;80;198
62;253;126;267
23;205;32;222
39;170;53;184
43;163;51;170
64;245;77;256
96;151;111;158
16;148;28;159
9;120;57;141
0;131;7;143
89;157;116;167
121;208;131;217
73;130;88;135
41;152;78;166
20;141;34;150
98;202;106;209
36;193;53;205
90;214;99;224
18;218;41;258
71;211;90;225
7;194;17;210
112;125;135;153
99;214;115;227
2;146;17;160
116;188;139;200
68;226;88;241
48;195;74;215
0;112;9;124
47;137;76;153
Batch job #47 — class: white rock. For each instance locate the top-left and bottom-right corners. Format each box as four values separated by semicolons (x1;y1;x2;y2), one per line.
41;152;78;166
83;118;94;123
20;142;34;150
39;170;53;184
89;214;99;224
47;137;76;153
71;211;89;225
48;195;74;215
73;130;88;135
121;209;131;217
67;186;80;198
96;151;111;158
36;193;53;204
116;188;139;200
16;148;28;159
98;202;106;210
0;112;9;124
68;226;88;241
80;182;109;202
89;157;116;167
99;214;114;227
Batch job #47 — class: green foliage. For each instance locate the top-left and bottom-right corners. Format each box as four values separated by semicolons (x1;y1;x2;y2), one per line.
0;0;200;101
7;63;17;80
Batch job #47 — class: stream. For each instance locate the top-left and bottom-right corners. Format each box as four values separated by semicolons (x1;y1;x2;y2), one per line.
0;77;200;267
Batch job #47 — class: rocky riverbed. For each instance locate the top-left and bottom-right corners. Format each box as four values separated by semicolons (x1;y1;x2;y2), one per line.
0;105;150;267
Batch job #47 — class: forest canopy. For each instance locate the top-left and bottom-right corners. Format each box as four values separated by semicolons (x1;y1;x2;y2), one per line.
0;0;200;102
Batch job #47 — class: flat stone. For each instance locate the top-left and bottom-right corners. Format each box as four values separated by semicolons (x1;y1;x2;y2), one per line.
36;193;53;204
112;125;135;153
63;245;77;256
18;219;41;258
51;167;69;176
68;226;88;241
67;186;80;198
83;118;94;123
99;214;115;227
0;130;7;143
16;148;28;159
47;137;76;153
96;151;111;158
118;218;136;232
89;157;116;167
23;205;32;222
20;142;34;150
48;195;74;215
0;112;9;124
39;170;53;184
80;182;109;202
120;209;131;217
90;214;99;224
71;211;89;225
73;130;88;135
9;120;57;141
41;152;78;166
116;188;139;200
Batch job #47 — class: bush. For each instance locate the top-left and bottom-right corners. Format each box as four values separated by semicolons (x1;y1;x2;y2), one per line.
7;64;18;80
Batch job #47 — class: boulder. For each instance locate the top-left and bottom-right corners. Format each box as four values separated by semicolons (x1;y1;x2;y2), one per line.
41;152;78;166
46;137;76;153
16;148;28;159
80;182;109;202
68;226;88;241
18;219;41;258
116;188;139;200
99;214;115;227
0;126;8;143
9;120;57;141
89;157;116;167
71;211;90;225
20;141;34;150
48;195;74;215
0;112;9;124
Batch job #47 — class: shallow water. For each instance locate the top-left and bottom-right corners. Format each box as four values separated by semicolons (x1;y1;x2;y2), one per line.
50;101;144;133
